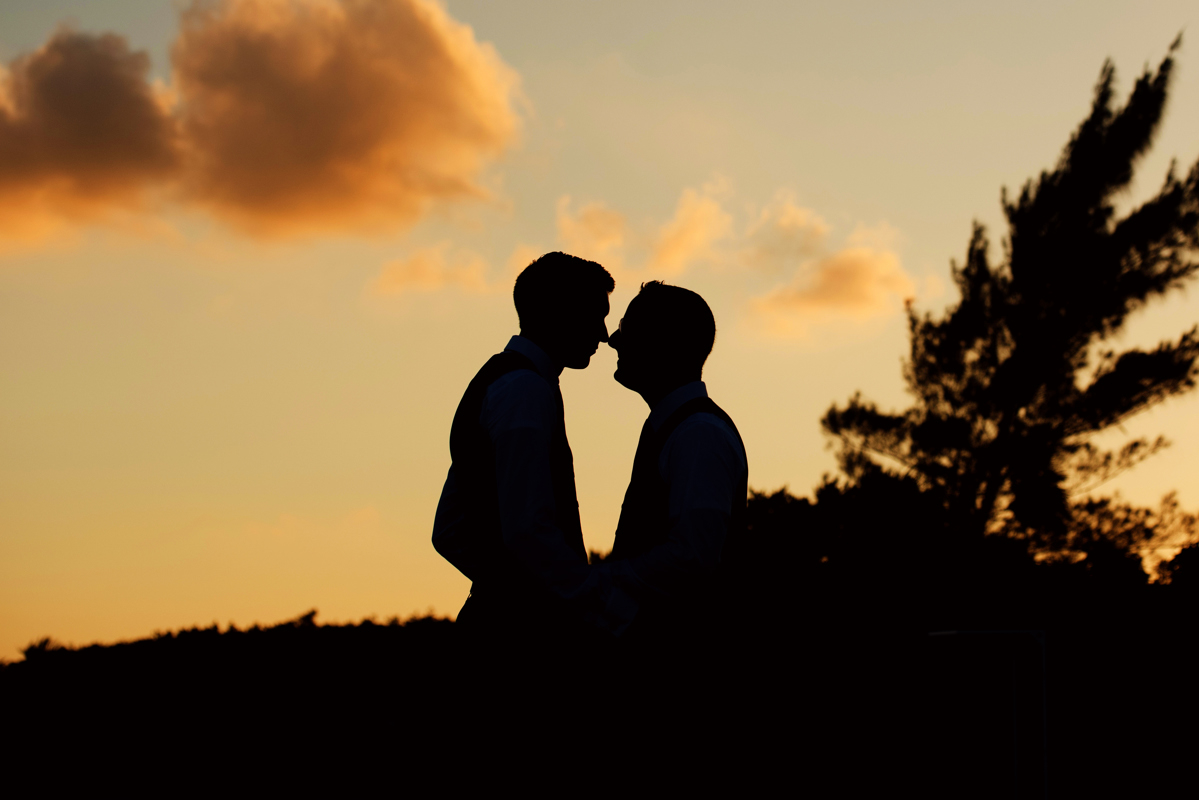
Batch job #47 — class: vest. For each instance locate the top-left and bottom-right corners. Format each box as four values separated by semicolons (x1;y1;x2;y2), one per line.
448;351;587;601
610;397;748;601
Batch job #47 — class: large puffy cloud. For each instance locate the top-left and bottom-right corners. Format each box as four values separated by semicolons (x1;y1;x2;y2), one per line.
173;0;519;234
371;242;488;295
0;0;521;239
0;29;180;237
649;183;732;275
753;246;915;337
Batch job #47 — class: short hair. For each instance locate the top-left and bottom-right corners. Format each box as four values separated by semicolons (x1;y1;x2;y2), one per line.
633;281;716;373
514;252;615;328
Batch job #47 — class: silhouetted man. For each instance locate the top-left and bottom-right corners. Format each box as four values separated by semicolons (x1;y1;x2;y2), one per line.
432;252;633;644
604;281;748;643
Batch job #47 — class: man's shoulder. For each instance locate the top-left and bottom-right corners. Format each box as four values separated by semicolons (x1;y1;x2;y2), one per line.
469;350;536;388
464;349;550;402
481;367;557;432
672;411;741;443
486;366;554;400
665;410;746;467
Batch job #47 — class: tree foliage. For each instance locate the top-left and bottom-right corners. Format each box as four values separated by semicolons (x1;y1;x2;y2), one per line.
823;41;1199;544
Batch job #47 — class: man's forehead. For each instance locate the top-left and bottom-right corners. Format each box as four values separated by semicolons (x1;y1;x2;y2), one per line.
559;289;609;315
586;293;610;320
622;295;648;321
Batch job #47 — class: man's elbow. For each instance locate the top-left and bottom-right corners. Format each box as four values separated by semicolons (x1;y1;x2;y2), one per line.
433;529;476;580
432;533;451;561
432;524;455;558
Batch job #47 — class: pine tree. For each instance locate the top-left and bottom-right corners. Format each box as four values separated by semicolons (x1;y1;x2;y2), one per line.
822;40;1199;547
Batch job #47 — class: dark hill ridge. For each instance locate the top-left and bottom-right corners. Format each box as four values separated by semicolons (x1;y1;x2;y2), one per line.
4;614;590;795
2;610;460;715
0;607;793;791
4;576;1198;796
3;481;1198;796
7;608;455;673
4;484;1199;797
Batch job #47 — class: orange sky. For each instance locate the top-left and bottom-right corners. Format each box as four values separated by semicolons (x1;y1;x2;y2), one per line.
3;0;1199;659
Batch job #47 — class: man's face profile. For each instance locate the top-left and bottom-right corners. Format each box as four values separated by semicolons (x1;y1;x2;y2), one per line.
609;296;661;391
553;292;610;370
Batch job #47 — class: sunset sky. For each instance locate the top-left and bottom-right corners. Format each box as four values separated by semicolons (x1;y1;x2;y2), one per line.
3;0;1198;659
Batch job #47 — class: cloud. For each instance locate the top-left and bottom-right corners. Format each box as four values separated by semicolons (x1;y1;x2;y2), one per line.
649;183;732;275
173;0;520;235
0;29;180;237
371;242;488;295
555;195;625;265
743;190;829;272
846;220;902;250
505;242;542;277
753;246;915;337
921;271;946;301
0;0;521;240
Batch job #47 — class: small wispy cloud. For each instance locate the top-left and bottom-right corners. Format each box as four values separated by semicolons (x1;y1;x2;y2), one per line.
649;181;733;275
505;243;543;277
555;195;625;266
371;242;489;296
525;186;916;341
846;220;903;250
742;190;829;273
752;245;915;338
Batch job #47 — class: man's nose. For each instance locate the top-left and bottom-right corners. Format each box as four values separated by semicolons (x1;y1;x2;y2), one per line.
607;329;620;350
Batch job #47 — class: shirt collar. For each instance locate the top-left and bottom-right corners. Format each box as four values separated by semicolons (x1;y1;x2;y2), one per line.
648;381;708;431
504;335;563;383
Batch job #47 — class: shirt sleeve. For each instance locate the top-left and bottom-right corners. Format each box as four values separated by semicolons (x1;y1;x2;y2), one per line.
617;415;745;600
485;371;591;600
